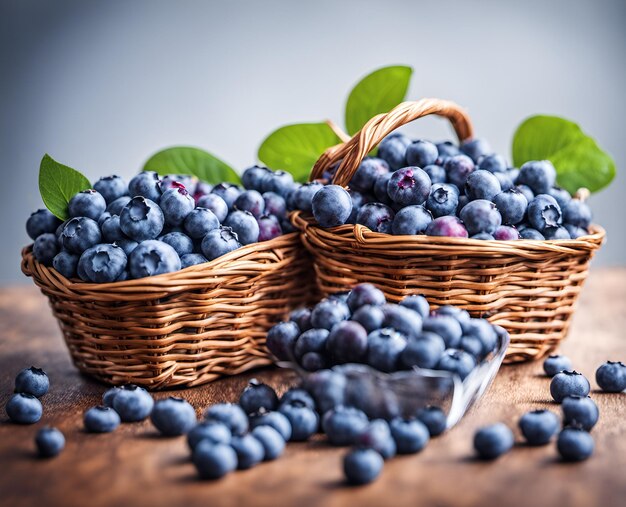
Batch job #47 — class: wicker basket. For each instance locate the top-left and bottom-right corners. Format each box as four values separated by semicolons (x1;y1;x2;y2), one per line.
22;232;316;388
294;98;605;363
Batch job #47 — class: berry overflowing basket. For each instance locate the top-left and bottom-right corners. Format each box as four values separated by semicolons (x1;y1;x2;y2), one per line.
292;98;605;362
22;169;317;389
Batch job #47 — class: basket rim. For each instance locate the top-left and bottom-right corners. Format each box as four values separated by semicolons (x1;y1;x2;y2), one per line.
291;211;605;255
21;231;302;292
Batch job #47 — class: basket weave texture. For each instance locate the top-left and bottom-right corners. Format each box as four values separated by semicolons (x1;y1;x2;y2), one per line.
295;98;605;362
22;232;316;388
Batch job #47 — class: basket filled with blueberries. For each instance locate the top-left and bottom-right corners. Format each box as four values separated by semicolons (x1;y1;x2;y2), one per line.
291;98;607;363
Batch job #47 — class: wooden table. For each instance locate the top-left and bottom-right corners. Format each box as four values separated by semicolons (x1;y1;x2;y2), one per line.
1;269;625;507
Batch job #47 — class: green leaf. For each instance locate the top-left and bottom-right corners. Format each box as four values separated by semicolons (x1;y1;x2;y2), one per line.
512;115;615;194
345;65;413;135
142;146;240;184
257;123;342;182
38;154;91;220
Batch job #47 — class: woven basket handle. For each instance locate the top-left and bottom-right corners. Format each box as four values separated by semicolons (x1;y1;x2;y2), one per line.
310;98;475;186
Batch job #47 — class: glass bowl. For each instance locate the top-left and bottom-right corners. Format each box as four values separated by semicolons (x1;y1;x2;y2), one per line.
278;330;509;429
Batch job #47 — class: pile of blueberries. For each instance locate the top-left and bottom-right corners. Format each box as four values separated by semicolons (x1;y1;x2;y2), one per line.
472;355;625;463
303;135;593;241
27;168;300;282
266;283;505;381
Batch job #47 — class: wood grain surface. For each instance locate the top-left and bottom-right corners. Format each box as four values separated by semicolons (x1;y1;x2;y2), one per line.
0;268;624;507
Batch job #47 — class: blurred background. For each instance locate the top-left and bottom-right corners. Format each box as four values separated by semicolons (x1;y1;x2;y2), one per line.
2;0;625;283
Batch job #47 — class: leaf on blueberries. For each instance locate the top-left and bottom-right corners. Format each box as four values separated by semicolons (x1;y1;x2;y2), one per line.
257;123;342;182
142;146;240;185
345;65;413;136
512;115;615;194
38;154;91;220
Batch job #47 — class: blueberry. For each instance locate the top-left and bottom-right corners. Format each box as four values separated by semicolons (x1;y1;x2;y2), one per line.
456;194;469;215
251;425;285;460
459;333;486;359
415;406;447;436
322;405;369;446
343;448;383;485
84;405;121;433
373;172;393;204
391;205;432;235
399;295;430;318
477;153;507;173
436;141;461;160
400;332;446;369
517;161;557;195
119;196;164;241
445;155;475;188
520;227;545;240
460;199;502;235
562;395;599;431
242;165;272;191
94;175;128;204
280;388;316;411
460;139;491;163
425;216;469;238
544;226;571;240
266;321;300;361
350;158;389;194
548;187;572;210
471;233;495;240
102;386;122;407
233;190;265;218
473;423;514;459
300;352;326;371
493;171;514;191
193;441;238;479
356;203;394;233
389;417;429;454
223;210;260;245
196;193;229;222
181;208;219;240
426;183;459;218
563;199;592;229
494;225;520;240
357;419;396;459
261;170;294;197
289;308;312;332
262;191;287;217
465;170;501;201
193;181;213;201
187;420;232;450
293;182;323;212
158;231;194;257
406;140;438;167
550;371;591;402
129;172;162;202
303;369;347;413
204;403;248;436
211;183;241;209
518;409;559;445
515;184;535;204
367;328;407;372
346;283;386;311
382;304;423;339
129;240;180;278
279;400;319;441
460;318;498;356
378;133;411;170
159;184;195;227
507;167;520;183
351;305;385;333
201;226;241;260
250;410;292;441
112;384;154;422
68;189;107;221
180;253;207;268
493;189;528;225
387;167;431;206
60;217;101;255
32;232;59;266
101;214;124;242
564;224;588;239
35;427;65;458
106;196;132;216
595;361;626;392
26;209;62;240
230;434;265;469
78;244;127;283
543;355;573;377
423;315;462;348
14;366;49;397
421;164;446;184
239;379;279;414
434;305;471;323
114;238;139;257
6;393;43;424
294;328;329;363
311;298;350;330
326;321;368;363
311;185;352;228
436;349;476;380
557;427;594;461
150;397;197;436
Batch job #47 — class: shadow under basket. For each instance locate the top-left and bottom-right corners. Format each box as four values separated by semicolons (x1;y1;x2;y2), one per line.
21;232;317;389
297;97;606;363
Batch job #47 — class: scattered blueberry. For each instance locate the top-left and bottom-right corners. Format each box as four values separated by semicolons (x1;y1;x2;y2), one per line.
239;379;279;414
550;371;591;403
543;355;573;377
473;423;514;459
84;405;121;433
343;447;384;485
322;406;369;446
230;434;265;469
204;403;248;436
35;427;65;458
557;427;594;462
193;440;238;479
518;409;560;445
415;406;447;436
151;397;197;436
112;384;154;422
279;400;319;441
187;420;232;450
561;395;599;431
14;367;49;397
251;425;285;460
6;393;43;424
595;361;626;392
389;417;429;454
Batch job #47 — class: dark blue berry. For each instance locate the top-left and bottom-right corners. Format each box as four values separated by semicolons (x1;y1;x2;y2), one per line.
426;183;459;217
399;295;430;318
436;349;476;380
289;308;311;332
52;250;78;278
84;405;121;433
343;447;383;485
425;216;468;238
294;328;329;363
387;167;431;206
563;199;592;229
389;417;429;454
6;393;43;424
477;153;507;173
415;406;447;436
266;321;300;361
158;231;194;257
119;196;164;241
550;371;591;402
250;410;292;441
35;427;65;458
183;208;220;239
201;226;241;260
129;172;162;202
347;283;386;311
373;172;393;204
351;157;390;193
303;369;347;414
557;427;594;461
224;210;259;245
26;209;62;240
112;384;154;422
460;199;502;235
180;253;208;268
543;355;573;377
262;191;287;217
391;205;432;235
60;217;102;254
367;328;407;372
279;400;319;441
322;405;369;446
494;225;520;240
101;215;124;242
517;161;556;195
78;244;127;283
326;321;368;363
239;379;279;414
548;187;572;210
544;226;571;240
257;214;283;241
382;304;423;339
187;420;231;451
356;419;396;459
261;170;294;198
94;175;128;204
234;190;265;218
465;170;501;201
293;182;323;212
204;403;248;436
378;133;411;170
160;184;195;227
423;315;462;348
196;193;229;222
230;434;264;469
562;395;599;431
519;227;545;240
400;332;446;369
311;298;350;330
14;366;49;397
423;164;446;184
107;196;132;216
312;185;352;228
193;441;238;479
518;409;559;445
242;165;272;191
68;189;106;221
279;388;316;411
444;155;475;188
493;189;528;225
151;397;197;436
406;140;438;167
211;183;241;209
102;386;121;407
595;361;626;392
356;203;394;233
473;423;513;459
460;139;491;163
129;240;180;278
351;305;385;333
251;425;285;460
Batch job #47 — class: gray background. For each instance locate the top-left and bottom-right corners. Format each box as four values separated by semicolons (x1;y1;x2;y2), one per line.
2;0;625;284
